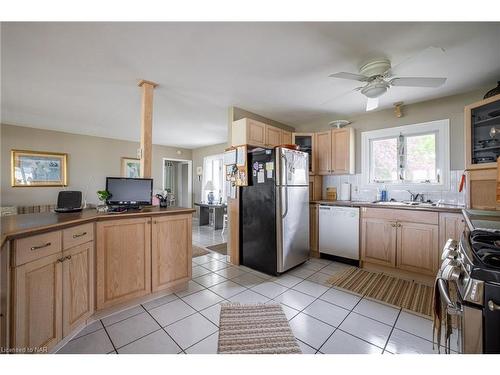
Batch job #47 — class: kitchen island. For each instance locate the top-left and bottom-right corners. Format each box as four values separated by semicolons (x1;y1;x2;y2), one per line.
0;207;195;353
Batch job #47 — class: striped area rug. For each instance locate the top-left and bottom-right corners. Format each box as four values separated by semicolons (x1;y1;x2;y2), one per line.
217;303;302;354
327;267;433;318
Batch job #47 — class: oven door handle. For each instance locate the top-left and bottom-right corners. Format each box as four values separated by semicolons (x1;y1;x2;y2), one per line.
437;279;462;315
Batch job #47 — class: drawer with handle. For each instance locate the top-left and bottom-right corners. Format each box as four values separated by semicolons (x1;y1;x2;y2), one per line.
63;223;94;249
14;231;62;266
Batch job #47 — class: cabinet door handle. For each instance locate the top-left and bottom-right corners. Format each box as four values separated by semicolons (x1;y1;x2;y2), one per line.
488;300;500;312
397;223;402;227
65;255;72;261
72;231;87;238
391;223;396;227
57;257;65;263
31;242;51;251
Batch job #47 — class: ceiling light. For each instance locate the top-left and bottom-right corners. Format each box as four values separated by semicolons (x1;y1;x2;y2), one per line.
329;120;351;128
361;81;389;98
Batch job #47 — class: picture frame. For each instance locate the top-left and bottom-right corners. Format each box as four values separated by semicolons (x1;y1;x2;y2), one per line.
11;149;68;187
121;157;141;178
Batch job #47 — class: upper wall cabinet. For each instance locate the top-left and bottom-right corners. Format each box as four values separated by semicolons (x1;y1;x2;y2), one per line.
316;128;355;175
292;133;316;175
465;94;500;170
231;118;293;148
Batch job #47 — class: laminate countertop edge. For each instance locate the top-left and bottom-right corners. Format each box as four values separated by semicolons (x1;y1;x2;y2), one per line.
309;200;464;214
1;207;196;247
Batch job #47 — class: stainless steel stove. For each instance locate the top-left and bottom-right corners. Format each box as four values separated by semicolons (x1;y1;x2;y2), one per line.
439;209;500;354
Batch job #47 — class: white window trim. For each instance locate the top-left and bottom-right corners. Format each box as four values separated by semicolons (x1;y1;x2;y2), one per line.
361;119;450;191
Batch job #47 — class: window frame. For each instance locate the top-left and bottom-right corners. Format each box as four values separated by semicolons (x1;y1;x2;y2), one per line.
361;119;450;191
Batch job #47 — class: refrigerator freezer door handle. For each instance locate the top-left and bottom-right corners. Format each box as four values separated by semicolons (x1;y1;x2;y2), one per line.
281;153;289;219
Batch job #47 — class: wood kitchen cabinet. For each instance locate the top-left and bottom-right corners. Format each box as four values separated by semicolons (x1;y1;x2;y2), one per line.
152;214;192;292
13;252;63;352
282;130;292;145
361;217;397;267
309;175;323;201
96;217;151;309
315;128;355;175
232;118;294;148
266;125;282;147
397;222;439;276
316;131;332;175
309;204;319;257
62;241;94;336
331;128;355;174
361;207;440;277
439;213;466;250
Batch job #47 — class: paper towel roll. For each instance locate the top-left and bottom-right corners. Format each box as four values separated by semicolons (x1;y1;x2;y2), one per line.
339;182;351;201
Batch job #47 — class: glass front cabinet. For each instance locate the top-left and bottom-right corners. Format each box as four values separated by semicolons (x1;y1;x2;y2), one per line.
465;93;500;211
466;94;500;169
292;133;315;175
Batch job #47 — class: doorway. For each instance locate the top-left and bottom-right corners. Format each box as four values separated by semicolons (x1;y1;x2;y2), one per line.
162;158;192;208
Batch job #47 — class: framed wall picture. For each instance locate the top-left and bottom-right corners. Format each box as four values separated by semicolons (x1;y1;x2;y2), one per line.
11;150;68;187
121;157;141;178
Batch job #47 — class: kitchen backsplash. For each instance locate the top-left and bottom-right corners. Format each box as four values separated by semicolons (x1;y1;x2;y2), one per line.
322;170;465;206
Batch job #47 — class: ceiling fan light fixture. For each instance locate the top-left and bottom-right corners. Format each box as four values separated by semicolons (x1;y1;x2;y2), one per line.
361;81;389;98
329;120;351;128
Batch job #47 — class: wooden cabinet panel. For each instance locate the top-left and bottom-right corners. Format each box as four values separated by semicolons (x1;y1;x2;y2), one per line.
309;204;319;256
62;241;94;336
152;214;192;292
14;252;62;352
439;213;465;251
309;175;323;201
14;231;62;267
247;120;266;146
282;130;292;145
361;218;397;267
331;128;354;174
266;125;282;147
316;131;332;175
361;207;438;225
96;218;151;309
397;222;439;275
63;223;94;250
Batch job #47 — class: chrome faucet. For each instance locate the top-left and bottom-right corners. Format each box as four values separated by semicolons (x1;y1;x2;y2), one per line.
407;190;424;202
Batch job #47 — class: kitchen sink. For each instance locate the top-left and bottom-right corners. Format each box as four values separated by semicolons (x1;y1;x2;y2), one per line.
372;200;437;207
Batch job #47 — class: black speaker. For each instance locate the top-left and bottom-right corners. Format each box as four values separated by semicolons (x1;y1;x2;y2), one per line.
54;191;83;213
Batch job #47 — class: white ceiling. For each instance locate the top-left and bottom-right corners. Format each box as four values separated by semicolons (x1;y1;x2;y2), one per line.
2;22;500;148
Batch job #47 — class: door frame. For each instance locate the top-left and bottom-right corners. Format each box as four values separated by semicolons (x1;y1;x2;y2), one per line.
162;158;192;208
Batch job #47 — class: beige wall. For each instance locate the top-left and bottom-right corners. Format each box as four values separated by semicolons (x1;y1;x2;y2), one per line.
191;142;227;206
1;124;192;206
294;86;491;172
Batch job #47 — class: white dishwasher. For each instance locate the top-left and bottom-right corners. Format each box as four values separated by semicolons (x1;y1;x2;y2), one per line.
318;205;359;260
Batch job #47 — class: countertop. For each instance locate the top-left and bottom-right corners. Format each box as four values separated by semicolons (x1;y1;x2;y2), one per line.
310;200;464;213
1;206;196;246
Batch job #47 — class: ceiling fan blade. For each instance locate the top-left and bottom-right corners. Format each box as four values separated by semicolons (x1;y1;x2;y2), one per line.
366;97;379;111
390;77;447;88
329;72;370;82
383;46;446;78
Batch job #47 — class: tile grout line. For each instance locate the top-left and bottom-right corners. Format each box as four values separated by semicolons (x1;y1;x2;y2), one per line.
382;309;403;354
142;306;185;354
315;290;365;353
101;319;119;354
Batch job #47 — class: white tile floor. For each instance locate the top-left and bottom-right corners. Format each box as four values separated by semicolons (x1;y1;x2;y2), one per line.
57;220;457;354
57;252;457;354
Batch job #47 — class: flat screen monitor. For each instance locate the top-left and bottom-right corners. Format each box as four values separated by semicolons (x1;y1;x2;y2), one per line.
105;177;153;207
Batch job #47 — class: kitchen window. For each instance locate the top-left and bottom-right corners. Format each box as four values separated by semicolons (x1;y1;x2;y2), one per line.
361;119;450;190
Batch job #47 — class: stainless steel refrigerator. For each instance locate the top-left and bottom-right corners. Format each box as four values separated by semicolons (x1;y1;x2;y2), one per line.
240;147;309;275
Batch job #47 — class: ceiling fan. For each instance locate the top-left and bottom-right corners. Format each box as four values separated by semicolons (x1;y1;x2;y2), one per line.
328;48;447;111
